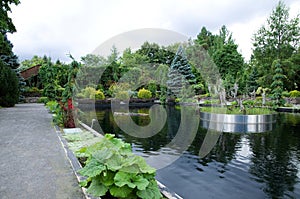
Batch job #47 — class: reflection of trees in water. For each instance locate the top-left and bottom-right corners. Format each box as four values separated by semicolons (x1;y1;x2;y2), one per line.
248;114;300;198
95;106;181;152
188;128;242;165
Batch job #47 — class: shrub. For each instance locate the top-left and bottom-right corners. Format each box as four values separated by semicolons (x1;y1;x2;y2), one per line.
95;90;105;100
231;101;238;106
76;93;85;99
289;90;300;98
243;100;255;106
115;91;129;101
45;101;63;126
37;97;49;104
282;91;290;97
81;87;96;99
78;134;162;199
0;61;19;107
147;82;157;97
137;88;152;99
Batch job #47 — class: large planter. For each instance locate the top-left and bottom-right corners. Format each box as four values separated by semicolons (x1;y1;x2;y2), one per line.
200;112;276;133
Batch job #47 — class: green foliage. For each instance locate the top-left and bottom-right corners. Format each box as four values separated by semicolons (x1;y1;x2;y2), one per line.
37;96;49;104
147;81;157;97
95;90;105;100
0;0;20;34
137;88;152;99
78;134;162;199
0;60;19;107
20;55;45;71
289;90;300;98
45;100;63;126
115;91;130;101
167;46;195;98
80;87;96;99
201;107;274;115
282;91;290;97
203;99;220;104
252;1;299;88
62;131;102;157
271;60;285;106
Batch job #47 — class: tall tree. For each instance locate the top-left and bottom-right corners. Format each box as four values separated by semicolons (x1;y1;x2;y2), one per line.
195;25;245;93
252;1;299;88
0;0;21;106
167;46;195;98
271;60;285;106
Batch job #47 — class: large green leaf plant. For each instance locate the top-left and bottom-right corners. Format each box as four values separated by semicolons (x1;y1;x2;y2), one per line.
78;134;162;199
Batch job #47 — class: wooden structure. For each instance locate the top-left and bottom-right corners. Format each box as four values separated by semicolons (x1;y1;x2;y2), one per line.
20;64;41;80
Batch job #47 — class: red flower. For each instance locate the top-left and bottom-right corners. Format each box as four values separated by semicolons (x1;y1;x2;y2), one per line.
68;99;74;110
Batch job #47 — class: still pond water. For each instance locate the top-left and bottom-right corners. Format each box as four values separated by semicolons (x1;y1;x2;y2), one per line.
81;106;300;199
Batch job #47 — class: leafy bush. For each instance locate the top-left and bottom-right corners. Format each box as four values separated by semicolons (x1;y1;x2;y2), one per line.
81;87;97;99
243;100;255;106
138;88;152;99
46;100;63;126
76;93;85;99
95;90;105;100
231;101;238;106
78;134;162;199
289;90;300;98
0;61;19;107
37;96;49;104
109;83;131;98
147;82;157;97
115;91;130;101
282;91;290;97
203;99;220;104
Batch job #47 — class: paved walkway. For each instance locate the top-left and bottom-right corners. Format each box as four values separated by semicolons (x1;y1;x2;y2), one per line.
0;103;84;199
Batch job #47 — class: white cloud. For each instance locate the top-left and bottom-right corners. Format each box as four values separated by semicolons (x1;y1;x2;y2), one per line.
7;0;299;62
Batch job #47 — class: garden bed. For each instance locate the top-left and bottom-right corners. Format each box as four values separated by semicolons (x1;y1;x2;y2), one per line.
56;123;182;199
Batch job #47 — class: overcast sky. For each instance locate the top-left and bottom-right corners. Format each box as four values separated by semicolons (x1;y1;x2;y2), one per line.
7;0;300;63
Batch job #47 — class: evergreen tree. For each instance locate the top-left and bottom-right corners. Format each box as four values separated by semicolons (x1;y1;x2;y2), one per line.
271;60;285;106
252;1;299;87
0;60;19;107
167;46;195;98
0;0;21;106
246;67;259;93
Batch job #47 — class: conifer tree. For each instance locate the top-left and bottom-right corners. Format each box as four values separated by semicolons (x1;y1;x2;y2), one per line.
167;46;195;98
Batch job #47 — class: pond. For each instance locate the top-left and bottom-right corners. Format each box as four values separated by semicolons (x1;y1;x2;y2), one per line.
80;105;300;199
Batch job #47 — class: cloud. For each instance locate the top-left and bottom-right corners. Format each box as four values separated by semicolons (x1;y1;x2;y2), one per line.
7;0;299;62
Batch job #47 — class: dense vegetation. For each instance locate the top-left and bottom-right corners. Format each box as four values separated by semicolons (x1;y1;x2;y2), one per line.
0;0;22;107
2;1;299;109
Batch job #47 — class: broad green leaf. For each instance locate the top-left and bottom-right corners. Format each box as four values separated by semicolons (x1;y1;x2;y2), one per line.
79;178;90;187
114;171;136;188
132;175;149;190
79;159;106;178
105;133;115;140
109;185;132;198
86;176;108;197
105;153;123;171
100;170;115;186
92;147;113;162
136;180;162;199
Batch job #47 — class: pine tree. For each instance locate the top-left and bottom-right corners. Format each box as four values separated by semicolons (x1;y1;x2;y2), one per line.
0;0;22;106
0;60;19;107
271;60;285;106
167;46;195;98
246;67;259;93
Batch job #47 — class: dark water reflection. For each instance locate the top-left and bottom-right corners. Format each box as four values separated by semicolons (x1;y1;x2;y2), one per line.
80;106;300;199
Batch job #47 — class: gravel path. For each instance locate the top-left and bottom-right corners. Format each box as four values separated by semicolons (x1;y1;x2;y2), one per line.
0;103;84;199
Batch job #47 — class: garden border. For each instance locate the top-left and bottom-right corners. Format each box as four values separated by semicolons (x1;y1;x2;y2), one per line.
55;123;183;199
